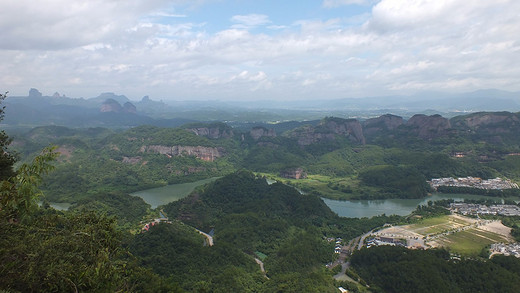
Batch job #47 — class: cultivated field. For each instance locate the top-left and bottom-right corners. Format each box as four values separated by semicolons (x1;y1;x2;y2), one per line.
374;214;513;255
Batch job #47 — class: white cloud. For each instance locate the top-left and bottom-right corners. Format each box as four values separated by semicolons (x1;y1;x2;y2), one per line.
1;0;520;100
230;14;271;29
323;0;375;8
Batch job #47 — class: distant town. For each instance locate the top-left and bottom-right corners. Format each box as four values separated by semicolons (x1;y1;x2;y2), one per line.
429;176;519;190
449;203;520;216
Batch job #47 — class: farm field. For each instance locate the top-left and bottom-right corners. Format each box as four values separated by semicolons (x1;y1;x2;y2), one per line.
374;214;513;255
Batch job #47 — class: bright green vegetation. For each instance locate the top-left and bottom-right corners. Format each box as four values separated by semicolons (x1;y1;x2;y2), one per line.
127;170;403;292
69;191;152;230
0;147;180;292
502;216;520;241
440;228;509;255
4;99;520;291
9;111;520;204
351;246;520;293
407;215;457;234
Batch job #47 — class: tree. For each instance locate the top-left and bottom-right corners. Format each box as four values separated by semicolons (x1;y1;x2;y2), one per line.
0;146;58;223
0;92;16;181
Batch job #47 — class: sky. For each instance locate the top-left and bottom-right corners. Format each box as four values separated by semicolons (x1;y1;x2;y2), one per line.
1;0;519;101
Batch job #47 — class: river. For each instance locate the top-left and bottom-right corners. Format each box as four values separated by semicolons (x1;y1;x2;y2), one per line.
322;193;506;218
131;177;219;208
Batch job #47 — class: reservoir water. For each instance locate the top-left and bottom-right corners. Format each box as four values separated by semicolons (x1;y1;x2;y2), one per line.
131;177;219;208
131;177;510;218
322;193;504;218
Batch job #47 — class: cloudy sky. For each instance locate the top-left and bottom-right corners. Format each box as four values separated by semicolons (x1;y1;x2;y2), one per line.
1;0;519;101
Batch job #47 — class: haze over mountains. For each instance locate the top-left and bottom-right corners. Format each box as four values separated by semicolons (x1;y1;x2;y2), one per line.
3;88;520;128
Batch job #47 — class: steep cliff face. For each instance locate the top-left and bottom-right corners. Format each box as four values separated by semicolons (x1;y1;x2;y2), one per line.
123;102;137;113
187;124;234;139
288;118;365;146
288;126;336;146
100;98;123;113
140;145;224;161
363;114;404;137
450;112;520;134
249;127;276;141
406;114;452;139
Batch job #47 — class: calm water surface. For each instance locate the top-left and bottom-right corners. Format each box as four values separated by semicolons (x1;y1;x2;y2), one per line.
131;177;219;208
322;193;505;218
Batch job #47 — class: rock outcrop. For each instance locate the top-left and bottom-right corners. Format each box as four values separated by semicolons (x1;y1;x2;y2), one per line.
288;117;365;146
29;88;43;98
140;145;224;162
249;127;276;141
187;123;234;139
405;114;452;139
450;112;520;134
100;98;137;113
123;102;137;113
363;114;404;137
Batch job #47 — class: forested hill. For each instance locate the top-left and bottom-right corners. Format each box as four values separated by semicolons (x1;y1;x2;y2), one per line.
130;171;399;291
163;170;336;230
8;110;520;203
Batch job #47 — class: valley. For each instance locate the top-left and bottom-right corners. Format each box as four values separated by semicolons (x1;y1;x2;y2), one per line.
4;95;520;291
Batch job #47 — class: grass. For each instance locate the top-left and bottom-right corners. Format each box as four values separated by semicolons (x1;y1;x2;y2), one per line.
257;172;378;200
381;214;512;256
437;228;510;255
407;215;475;235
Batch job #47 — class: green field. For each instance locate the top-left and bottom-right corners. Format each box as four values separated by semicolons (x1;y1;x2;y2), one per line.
436;228;510;255
407;215;474;235
380;215;512;256
258;173;377;200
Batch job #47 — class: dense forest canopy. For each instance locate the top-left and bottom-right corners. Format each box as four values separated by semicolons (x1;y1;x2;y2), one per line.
3;89;520;292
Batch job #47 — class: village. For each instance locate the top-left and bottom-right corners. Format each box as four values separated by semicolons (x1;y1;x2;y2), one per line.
449;203;520;216
490;243;520;258
428;176;519;190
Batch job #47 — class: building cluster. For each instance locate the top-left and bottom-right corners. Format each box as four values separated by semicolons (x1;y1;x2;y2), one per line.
490;243;520;258
141;217;170;232
429;176;519;190
366;236;406;248
449;203;520;216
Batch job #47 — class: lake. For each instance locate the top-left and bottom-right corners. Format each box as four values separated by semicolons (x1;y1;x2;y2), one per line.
131;177;219;208
322;193;506;218
132;177;512;218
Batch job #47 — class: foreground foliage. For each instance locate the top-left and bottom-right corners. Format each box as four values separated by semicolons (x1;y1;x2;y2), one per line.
351;246;520;293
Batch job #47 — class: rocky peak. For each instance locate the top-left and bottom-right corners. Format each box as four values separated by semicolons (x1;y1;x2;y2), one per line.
29;88;42;98
450;112;520;133
123;102;137;113
287;117;365;146
100;99;137;113
406;114;451;139
100;98;123;113
362;114;404;138
249;127;276;141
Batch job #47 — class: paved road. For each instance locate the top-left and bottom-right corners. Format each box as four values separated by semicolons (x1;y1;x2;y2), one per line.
196;229;214;246
357;230;374;250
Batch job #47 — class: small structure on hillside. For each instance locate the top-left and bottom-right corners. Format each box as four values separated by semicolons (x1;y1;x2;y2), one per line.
280;168;307;179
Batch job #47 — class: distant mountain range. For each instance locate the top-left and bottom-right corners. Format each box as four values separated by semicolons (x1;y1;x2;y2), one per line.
3;88;519;128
